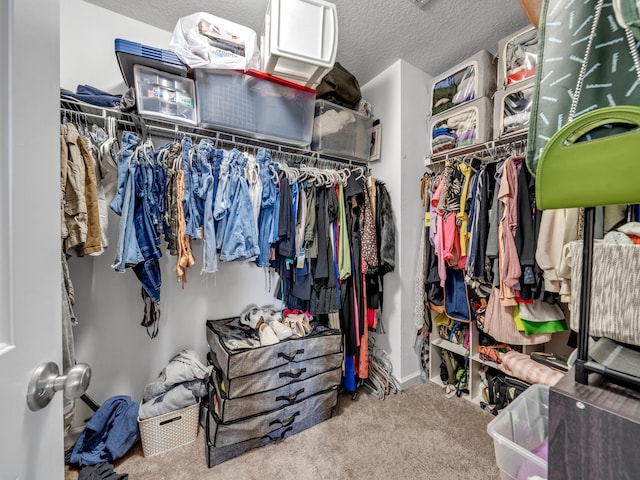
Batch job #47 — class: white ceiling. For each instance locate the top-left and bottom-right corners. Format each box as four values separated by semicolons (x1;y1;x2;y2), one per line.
84;0;531;85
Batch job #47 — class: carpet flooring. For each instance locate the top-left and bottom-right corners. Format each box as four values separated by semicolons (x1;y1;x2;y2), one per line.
65;381;501;480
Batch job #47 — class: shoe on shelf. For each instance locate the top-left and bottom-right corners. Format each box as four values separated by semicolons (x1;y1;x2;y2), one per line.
284;313;313;338
259;323;280;346
270;320;293;341
240;305;265;329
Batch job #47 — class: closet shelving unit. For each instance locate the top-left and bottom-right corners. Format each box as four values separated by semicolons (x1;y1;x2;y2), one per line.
425;130;539;407
60;98;371;167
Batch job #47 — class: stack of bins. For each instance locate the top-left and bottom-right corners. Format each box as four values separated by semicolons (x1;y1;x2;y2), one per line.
204;317;343;467
429;50;497;156
493;26;538;139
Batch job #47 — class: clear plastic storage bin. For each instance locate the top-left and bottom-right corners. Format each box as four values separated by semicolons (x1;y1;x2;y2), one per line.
493;79;535;139
487;384;549;480
498;26;538;88
133;64;197;125
431;50;496;116
430;97;493;155
261;0;338;88
115;38;188;87
311;99;374;161
195;68;316;146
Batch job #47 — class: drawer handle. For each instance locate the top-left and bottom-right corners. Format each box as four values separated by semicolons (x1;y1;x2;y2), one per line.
278;349;305;362
263;427;293;442
276;388;305;405
279;368;307;379
269;411;300;428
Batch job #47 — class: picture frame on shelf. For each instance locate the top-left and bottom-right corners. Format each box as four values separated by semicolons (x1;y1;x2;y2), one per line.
369;119;382;162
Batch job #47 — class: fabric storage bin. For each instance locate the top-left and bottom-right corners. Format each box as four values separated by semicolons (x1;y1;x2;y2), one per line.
205;392;335;467
311;99;374;160
431;50;496;116
211;365;341;422
115;38;188;88
138;400;200;457
220;351;342;399
493;79;535;139
133;64;196;126
261;0;338;88
430;97;493;155
488;384;549;480
207;386;338;447
206;318;342;379
194;68;316;145
497;26;538;89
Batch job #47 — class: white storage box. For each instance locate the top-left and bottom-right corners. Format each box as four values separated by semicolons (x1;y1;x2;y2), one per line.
431;50;496;116
311;99;374;160
488;384;549;480
261;0;338;88
133;64;197;126
195;68;316;145
498;25;538;89
430;97;493;155
493;79;535;139
138;400;200;457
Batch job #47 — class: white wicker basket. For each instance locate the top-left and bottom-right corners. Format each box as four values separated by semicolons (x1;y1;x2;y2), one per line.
138;400;200;457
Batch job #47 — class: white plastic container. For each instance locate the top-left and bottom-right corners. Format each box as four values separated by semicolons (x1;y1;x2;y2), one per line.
430;97;493;156
493;79;535;139
487;384;549;480
261;0;338;88
133;64;197;126
194;68;316;146
431;50;496;116
497;25;538;89
311;99;373;161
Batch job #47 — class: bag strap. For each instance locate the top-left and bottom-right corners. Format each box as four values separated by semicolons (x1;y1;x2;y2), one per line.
568;0;605;122
569;0;640;122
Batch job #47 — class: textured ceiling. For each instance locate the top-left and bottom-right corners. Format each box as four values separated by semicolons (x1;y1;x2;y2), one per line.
84;0;531;84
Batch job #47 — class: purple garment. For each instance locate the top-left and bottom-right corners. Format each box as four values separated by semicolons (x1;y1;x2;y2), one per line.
516;436;549;480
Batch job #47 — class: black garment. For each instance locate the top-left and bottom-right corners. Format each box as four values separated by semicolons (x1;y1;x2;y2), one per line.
312;186;338;315
343;176;366;355
78;463;128;480
277;179;295;259
472;163;496;282
376;181;395;275
514;161;539;300
424;225;444;307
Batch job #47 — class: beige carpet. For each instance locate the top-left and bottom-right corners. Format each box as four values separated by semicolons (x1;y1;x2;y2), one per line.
65;381;501;480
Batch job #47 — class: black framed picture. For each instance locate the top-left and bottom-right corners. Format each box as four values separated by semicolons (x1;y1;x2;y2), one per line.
369;119;381;161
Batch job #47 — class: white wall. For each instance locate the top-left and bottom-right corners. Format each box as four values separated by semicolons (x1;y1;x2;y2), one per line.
60;0;172;92
62;1;276;408
362;60;431;388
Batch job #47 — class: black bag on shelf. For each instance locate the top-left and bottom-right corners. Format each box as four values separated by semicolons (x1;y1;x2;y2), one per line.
316;62;362;109
483;368;530;415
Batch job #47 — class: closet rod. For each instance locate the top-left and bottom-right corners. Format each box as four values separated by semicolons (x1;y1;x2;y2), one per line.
60;98;370;167
427;131;528;165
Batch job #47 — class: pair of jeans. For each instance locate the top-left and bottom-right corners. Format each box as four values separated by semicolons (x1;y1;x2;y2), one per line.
181;136;201;239
198;140;218;274
111;132;144;272
213;149;234;247
255;149;278;267
133;145;162;303
219;151;260;261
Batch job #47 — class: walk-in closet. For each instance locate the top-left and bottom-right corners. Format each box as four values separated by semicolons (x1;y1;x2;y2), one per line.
3;1;640;479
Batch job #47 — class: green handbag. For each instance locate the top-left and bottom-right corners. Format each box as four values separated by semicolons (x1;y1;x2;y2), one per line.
535;105;640;209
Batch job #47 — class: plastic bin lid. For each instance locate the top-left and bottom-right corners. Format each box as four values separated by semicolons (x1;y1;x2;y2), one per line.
115;38;188;87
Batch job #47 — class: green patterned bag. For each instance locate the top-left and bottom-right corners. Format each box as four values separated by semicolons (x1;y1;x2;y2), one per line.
526;0;640;175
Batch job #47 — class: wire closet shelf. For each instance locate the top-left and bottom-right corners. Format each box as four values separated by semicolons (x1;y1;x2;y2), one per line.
60;98;371;170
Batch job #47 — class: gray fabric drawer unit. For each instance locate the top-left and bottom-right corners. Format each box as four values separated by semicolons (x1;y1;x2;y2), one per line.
206;318;343;379
205;397;335;468
211;365;342;422
221;351;342;399
208;386;338;448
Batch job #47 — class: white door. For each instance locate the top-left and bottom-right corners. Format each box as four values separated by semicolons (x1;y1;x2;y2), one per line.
0;0;64;479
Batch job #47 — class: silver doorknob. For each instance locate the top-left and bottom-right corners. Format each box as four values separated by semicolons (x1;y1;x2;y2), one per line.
26;362;91;411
